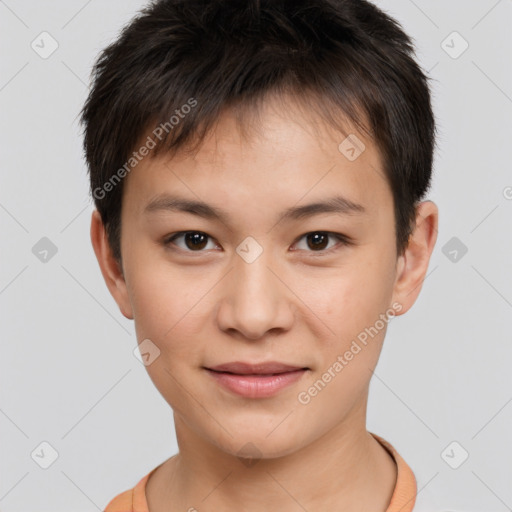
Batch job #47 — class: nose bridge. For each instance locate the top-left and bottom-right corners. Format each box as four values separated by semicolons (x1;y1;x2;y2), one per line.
216;243;294;339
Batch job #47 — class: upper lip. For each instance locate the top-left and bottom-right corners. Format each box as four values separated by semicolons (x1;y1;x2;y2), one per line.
206;361;308;375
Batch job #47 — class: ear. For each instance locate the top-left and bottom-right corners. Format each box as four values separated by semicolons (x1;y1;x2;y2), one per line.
90;210;134;320
391;200;438;315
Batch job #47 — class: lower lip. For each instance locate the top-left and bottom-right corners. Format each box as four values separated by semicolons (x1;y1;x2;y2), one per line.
205;369;307;398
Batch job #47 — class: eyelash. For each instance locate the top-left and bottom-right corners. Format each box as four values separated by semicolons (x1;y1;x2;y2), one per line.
163;231;353;256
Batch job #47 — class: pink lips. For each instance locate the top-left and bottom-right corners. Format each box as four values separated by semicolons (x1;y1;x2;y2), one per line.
205;361;308;398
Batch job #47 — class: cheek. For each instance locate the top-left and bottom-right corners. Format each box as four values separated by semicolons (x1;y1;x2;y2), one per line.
126;265;207;410
297;261;390;334
126;250;193;333
297;274;391;416
126;259;216;369
297;257;395;384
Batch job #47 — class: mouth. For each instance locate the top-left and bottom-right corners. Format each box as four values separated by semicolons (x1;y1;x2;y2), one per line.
205;361;309;375
203;361;309;398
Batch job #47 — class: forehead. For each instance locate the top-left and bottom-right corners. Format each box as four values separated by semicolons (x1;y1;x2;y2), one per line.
123;96;391;222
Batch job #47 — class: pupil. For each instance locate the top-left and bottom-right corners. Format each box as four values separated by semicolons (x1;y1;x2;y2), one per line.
308;232;328;250
186;232;207;250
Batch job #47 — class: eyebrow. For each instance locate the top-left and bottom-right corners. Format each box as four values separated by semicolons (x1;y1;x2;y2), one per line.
144;193;366;224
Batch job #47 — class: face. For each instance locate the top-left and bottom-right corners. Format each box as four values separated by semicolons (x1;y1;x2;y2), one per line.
92;96;436;460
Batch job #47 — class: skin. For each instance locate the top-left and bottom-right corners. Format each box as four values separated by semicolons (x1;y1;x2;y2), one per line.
91;94;438;511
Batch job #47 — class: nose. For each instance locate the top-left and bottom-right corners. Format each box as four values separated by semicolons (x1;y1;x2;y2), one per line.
216;250;296;341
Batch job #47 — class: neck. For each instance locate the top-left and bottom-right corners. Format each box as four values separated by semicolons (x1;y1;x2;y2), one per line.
147;402;397;512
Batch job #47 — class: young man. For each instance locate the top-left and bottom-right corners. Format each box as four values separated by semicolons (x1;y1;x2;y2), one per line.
81;0;439;510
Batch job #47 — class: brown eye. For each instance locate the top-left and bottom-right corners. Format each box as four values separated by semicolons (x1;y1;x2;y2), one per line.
165;231;216;251
306;232;329;250
293;231;350;253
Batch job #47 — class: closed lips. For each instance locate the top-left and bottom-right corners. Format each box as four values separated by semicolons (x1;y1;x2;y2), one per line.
205;362;309;375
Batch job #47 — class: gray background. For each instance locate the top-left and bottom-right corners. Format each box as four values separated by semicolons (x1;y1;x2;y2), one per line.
1;0;511;510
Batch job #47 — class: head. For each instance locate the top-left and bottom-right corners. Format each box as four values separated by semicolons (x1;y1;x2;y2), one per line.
82;0;438;459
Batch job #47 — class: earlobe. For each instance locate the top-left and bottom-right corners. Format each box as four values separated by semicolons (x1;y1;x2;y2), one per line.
391;201;438;315
90;210;134;320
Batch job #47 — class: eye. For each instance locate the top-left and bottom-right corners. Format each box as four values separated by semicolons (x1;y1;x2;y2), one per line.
164;231;218;252
163;230;351;254
292;231;351;253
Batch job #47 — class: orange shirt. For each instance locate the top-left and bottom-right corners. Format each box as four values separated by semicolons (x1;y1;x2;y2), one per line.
104;433;417;512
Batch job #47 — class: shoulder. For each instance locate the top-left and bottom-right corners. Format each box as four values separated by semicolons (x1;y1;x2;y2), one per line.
370;432;417;512
103;463;163;512
104;488;134;512
371;433;447;512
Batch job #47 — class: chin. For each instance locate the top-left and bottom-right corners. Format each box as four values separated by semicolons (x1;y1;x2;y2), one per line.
208;426;306;461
